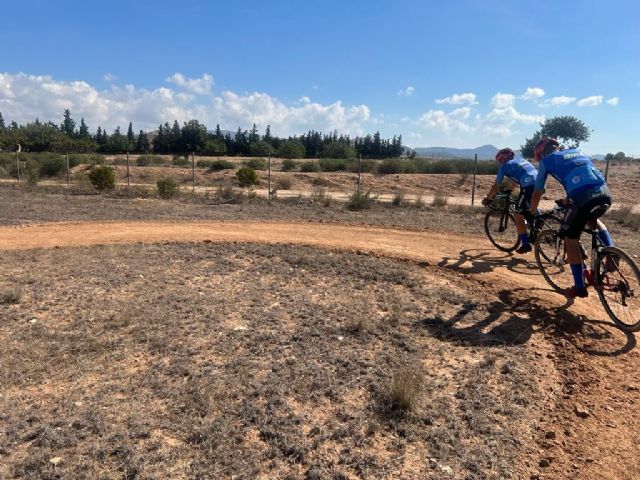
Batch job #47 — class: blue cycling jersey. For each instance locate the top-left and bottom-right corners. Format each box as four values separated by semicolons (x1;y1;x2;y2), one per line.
534;148;605;196
495;158;537;188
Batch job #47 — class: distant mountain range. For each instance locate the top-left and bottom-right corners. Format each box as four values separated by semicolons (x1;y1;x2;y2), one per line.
413;145;503;160
413;144;608;161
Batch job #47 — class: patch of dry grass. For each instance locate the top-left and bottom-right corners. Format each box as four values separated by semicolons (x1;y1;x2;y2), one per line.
0;242;548;479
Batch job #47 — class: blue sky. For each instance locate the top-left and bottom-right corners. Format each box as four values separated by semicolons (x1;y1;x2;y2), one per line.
0;0;638;154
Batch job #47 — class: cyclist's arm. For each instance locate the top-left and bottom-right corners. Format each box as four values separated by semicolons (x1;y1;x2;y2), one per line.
486;167;505;200
486;182;500;200
530;162;547;215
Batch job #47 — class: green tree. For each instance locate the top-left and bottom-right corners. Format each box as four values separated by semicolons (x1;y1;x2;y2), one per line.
614;151;626;161
136;130;150;153
78;118;90;138
521;116;591;158
277;139;305;159
249;140;275;157
61;109;76;137
127;122;135;150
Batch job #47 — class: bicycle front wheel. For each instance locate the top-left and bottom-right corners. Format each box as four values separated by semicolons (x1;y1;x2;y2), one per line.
534;230;573;292
595;247;640;332
484;210;519;252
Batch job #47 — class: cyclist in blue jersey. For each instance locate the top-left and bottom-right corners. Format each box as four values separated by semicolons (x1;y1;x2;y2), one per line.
483;147;538;254
529;137;614;299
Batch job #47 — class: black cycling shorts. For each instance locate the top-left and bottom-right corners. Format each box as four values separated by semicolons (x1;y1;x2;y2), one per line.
514;185;534;215
560;184;612;239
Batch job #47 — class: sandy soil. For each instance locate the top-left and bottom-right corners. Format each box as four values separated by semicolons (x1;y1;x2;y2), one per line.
0;220;639;479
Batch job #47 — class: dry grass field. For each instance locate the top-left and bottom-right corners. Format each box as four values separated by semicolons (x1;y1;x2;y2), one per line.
0;185;639;480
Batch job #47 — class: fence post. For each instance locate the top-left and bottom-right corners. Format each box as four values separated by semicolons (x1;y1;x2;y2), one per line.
268;155;272;201
471;153;478;206
357;154;362;193
604;156;610;182
126;152;130;189
65;152;70;187
16;147;20;184
192;152;195;193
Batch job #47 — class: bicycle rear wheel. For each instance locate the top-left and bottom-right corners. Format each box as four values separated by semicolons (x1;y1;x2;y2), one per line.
534;230;573;292
484;210;519;252
595;247;640;332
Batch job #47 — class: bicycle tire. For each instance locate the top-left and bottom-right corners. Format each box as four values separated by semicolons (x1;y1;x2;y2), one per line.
534;230;572;292
595;246;640;332
484;210;519;252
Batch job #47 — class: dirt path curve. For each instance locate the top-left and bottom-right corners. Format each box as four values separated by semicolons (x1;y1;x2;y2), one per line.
1;220;638;480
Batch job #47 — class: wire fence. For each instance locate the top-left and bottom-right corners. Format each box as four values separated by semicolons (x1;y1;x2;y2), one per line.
1;151;639;210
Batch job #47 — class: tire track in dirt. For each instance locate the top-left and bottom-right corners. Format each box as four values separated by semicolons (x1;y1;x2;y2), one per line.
1;220;638;480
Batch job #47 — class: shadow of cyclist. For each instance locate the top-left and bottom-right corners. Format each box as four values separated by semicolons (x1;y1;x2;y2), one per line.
420;287;635;357
437;248;539;276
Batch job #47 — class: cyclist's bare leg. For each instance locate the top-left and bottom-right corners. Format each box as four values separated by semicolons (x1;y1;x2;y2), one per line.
514;213;527;235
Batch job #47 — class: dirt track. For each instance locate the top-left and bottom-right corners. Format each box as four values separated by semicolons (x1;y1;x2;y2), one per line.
1;220;638;479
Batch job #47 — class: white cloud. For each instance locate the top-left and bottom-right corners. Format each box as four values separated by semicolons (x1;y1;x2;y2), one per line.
103;73;118;82
397;86;415;97
419;107;472;133
521;87;545;100
435;92;477;105
576;95;603;107
545;95;576;106
0;72;373;137
491;92;515;108
166;72;214;95
606;97;619;106
483;103;544;137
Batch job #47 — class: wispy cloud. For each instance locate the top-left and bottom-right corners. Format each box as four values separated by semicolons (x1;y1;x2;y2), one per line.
576;95;603;107
435;92;477;105
521;87;545;100
103;73;118;82
606;97;619;106
545;95;576;106
491;93;515;108
397;86;415;97
419;107;472;132
166;72;214;95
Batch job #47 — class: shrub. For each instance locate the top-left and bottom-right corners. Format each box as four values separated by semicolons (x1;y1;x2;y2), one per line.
377;159;400;174
300;161;321;172
383;367;423;412
38;156;66;177
1;287;22;304
88;166;116;191
195;159;213;169
345;158;372;173
318;158;347;172
311;186;327;203
207;159;235;171
24;159;40;185
347;190;375;211
281;158;297;172
136;154;165;166
276;177;292;190
0;166;8;178
236;167;260;188
392;193;405;206
432;192;449;207
414;195;425;209
173;155;191;167
244;158;268;170
157;177;179;199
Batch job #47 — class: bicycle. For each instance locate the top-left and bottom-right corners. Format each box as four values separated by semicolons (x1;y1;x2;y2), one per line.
535;221;640;332
484;190;565;252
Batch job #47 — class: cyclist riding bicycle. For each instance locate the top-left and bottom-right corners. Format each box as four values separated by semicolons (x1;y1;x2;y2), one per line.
529;137;615;299
483;147;538;254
